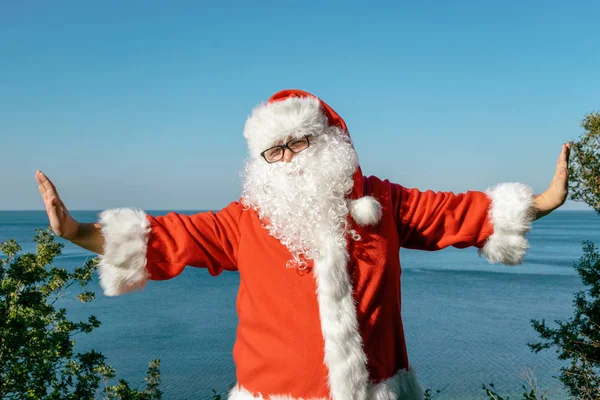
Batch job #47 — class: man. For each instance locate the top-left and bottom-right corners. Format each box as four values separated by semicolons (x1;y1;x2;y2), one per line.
36;89;571;400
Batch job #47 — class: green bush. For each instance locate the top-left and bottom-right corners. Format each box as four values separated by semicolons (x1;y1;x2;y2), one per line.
0;229;161;399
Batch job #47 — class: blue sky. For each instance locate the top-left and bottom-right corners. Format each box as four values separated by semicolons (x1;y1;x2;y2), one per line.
1;0;598;210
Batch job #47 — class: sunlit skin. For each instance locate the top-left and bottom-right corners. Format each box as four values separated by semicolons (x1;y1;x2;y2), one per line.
35;143;571;253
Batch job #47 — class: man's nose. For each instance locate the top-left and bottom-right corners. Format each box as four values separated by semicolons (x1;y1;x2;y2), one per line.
281;148;294;163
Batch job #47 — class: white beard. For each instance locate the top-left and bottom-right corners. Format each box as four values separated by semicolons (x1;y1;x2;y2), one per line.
241;127;359;268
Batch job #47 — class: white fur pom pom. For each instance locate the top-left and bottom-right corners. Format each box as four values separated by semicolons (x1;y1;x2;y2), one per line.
349;196;382;226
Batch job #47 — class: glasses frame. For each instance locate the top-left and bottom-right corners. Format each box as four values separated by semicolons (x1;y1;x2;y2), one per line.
260;135;311;163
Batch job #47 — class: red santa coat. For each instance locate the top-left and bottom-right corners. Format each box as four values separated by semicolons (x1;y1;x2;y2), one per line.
96;91;535;400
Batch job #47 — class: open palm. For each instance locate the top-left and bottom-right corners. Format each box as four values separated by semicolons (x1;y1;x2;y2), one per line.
35;171;79;240
534;143;571;219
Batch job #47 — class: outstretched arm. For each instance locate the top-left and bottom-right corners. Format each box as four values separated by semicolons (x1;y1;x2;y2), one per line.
394;143;571;265
35;171;243;296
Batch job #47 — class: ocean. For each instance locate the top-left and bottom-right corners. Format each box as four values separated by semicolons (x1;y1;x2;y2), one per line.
1;210;598;399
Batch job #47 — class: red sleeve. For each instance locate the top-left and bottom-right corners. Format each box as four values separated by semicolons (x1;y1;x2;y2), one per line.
145;201;243;280
392;184;494;251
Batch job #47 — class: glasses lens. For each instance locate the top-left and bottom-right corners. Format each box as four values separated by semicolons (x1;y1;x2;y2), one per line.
288;138;309;153
264;147;283;162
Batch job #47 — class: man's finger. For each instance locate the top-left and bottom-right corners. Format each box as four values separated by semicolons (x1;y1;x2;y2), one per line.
37;171;59;201
38;171;58;192
45;196;61;222
44;196;57;211
36;171;47;197
37;171;51;193
46;196;68;236
38;183;51;202
57;198;71;218
555;144;568;177
38;182;52;202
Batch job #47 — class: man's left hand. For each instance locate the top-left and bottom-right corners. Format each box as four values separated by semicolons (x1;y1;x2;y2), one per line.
534;143;571;220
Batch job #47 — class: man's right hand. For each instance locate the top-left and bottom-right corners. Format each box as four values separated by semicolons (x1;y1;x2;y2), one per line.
35;170;80;240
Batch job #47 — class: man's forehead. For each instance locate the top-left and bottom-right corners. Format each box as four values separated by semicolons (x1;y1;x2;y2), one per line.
274;136;291;145
273;133;309;146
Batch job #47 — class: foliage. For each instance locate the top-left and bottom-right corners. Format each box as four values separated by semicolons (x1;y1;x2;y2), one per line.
568;112;600;213
527;112;600;399
529;242;600;400
481;383;548;400
0;229;162;399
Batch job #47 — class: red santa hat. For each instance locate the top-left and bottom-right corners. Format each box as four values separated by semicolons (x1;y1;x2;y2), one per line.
243;89;382;227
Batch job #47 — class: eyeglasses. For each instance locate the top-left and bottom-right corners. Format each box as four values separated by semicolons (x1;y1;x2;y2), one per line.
260;136;310;163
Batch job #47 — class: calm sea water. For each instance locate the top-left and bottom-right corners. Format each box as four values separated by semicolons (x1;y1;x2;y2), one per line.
1;210;598;399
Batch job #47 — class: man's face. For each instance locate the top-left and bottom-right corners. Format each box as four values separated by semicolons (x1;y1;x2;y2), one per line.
242;127;359;268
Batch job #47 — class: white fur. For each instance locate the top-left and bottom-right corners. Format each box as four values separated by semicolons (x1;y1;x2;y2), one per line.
241;130;358;268
228;387;321;400
228;368;422;400
479;183;535;265
349;196;383;226
367;369;423;400
312;237;369;400
244;96;328;158
97;208;150;296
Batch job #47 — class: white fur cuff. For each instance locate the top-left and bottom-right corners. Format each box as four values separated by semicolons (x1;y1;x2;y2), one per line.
479;183;535;265
98;208;150;296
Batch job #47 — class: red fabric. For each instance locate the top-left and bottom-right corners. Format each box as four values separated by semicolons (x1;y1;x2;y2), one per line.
392;183;494;250
268;89;348;132
144;176;494;398
146;205;242;279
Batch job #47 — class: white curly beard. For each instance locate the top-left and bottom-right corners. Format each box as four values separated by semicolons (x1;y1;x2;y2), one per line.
241;127;359;268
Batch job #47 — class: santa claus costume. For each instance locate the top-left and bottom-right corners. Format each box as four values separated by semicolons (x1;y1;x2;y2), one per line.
96;89;534;400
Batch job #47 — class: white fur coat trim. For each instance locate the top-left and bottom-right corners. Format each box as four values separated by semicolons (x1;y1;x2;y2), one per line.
312;237;369;400
97;208;150;296
244;96;328;158
228;368;423;400
480;182;535;265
